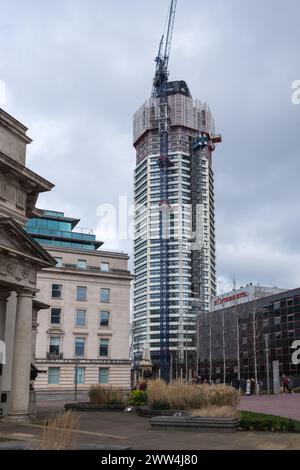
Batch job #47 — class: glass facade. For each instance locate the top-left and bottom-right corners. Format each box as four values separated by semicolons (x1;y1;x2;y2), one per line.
25;210;102;251
198;289;300;389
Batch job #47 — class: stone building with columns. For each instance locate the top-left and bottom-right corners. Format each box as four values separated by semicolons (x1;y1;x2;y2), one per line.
0;108;55;419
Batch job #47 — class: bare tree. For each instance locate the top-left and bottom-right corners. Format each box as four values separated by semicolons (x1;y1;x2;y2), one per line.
243;286;264;395
231;278;241;381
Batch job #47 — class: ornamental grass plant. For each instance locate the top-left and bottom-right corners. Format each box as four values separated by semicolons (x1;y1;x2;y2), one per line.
147;380;240;412
88;385;125;405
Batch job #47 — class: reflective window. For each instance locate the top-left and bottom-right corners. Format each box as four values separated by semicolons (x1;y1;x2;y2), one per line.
54;257;63;268
50;308;61;324
52;284;62;299
99;339;109;357
48;367;60;384
100;311;110;327
100;289;110;303
75;309;86;326
77;259;87;269
49;337;60;355
75;337;85;357
99;368;109;384
74;367;85;384
77;286;87;301
100;262;109;272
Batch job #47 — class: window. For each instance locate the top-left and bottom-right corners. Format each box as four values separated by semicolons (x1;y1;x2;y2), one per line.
77;259;87;269
100;289;110;303
48;367;60;384
75;337;85;357
52;284;62;299
49;337;60;355
99;368;109;384
100;311;110;327
75;309;86;327
77;286;87;301
54;257;63;268
100;262;109;272
74;367;85;384
99;338;109;357
50;308;61;324
275;317;281;325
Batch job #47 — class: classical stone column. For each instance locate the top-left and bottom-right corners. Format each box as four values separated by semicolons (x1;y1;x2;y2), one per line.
8;288;34;420
0;289;10;402
32;307;39;362
0;288;10;341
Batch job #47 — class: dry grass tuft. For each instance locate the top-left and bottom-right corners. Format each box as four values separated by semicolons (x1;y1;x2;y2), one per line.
147;380;240;411
37;411;80;450
189;406;238;418
89;385;125;405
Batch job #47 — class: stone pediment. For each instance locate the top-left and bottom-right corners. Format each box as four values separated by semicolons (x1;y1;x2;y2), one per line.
46;327;65;336
0;217;55;266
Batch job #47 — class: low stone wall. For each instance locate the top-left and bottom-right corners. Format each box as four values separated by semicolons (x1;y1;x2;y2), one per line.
149;416;240;433
136;406;185;417
64;402;125;412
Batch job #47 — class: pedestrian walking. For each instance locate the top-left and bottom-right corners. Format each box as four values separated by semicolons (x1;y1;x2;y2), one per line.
282;375;292;394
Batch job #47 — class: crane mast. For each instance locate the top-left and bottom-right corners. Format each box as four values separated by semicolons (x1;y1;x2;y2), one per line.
152;0;177;382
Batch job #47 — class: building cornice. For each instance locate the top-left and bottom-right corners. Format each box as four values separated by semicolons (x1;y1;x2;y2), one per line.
45;245;130;260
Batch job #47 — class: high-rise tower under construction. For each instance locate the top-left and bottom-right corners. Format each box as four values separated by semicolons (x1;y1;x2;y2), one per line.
132;1;221;379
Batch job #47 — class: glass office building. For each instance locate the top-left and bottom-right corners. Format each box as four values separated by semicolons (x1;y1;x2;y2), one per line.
25;210;102;251
198;288;300;389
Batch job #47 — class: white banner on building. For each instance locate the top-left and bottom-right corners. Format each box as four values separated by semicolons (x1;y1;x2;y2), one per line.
272;360;280;394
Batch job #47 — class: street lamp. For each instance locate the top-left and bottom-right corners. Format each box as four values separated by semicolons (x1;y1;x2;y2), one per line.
264;334;270;395
74;356;79;401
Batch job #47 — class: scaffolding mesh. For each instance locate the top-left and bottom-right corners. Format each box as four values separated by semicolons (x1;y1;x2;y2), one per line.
133;94;216;145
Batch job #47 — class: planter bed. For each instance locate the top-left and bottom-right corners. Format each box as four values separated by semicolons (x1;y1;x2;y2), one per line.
64;402;125;412
149;416;240;433
136;406;186;417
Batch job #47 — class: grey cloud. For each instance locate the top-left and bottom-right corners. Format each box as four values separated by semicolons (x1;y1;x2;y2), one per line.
0;0;299;289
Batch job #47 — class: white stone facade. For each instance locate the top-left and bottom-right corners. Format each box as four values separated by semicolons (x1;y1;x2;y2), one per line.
34;248;132;396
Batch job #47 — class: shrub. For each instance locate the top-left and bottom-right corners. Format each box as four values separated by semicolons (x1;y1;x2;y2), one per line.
239;411;300;433
88;385;125;405
128;390;148;406
147;380;239;411
151;400;170;410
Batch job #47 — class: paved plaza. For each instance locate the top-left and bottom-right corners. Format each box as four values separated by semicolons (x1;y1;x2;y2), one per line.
0;396;299;450
238;394;300;421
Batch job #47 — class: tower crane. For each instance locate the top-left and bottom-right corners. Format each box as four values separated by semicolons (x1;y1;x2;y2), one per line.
152;0;177;382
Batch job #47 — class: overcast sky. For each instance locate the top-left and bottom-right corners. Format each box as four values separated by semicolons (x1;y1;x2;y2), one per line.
1;0;299;293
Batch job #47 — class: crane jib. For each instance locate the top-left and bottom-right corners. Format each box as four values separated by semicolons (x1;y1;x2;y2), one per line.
152;0;178;382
